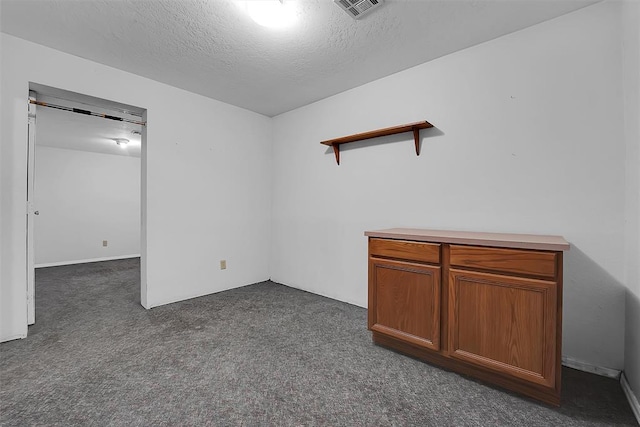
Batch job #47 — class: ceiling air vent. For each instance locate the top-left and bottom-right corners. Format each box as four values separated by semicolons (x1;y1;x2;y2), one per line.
334;0;384;20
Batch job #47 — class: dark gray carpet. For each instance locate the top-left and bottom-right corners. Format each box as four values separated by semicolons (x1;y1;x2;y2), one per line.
0;259;637;426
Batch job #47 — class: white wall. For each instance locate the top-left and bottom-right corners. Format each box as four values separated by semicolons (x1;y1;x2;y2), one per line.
34;146;140;266
2;1;636;386
271;1;627;371
0;33;272;341
622;0;640;399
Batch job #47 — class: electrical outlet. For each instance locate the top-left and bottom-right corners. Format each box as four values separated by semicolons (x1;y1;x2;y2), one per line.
103;240;108;247
220;260;226;270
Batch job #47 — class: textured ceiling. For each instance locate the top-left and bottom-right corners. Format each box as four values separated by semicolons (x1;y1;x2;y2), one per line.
1;0;599;117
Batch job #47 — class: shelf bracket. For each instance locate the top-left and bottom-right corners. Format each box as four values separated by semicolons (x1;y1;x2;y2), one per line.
332;144;340;165
413;127;421;156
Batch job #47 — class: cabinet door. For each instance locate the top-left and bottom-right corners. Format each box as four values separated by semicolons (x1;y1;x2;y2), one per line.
448;269;557;387
369;258;441;351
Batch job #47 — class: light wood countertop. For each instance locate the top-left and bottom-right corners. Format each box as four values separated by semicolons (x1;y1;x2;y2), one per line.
364;228;570;251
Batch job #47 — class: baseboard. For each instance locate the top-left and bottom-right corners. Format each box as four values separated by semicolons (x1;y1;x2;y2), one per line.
272;278;366;309
0;333;27;343
35;254;140;268
561;356;621;379
621;373;640;425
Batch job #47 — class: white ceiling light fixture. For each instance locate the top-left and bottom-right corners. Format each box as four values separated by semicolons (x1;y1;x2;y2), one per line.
238;0;298;29
334;0;384;19
113;138;129;147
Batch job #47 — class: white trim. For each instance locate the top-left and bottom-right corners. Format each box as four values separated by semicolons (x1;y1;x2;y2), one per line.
35;254;140;268
27;90;37;325
0;333;28;343
621;373;640;425
561;356;621;379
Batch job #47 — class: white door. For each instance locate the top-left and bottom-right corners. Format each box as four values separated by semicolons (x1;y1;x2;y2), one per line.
27;91;37;325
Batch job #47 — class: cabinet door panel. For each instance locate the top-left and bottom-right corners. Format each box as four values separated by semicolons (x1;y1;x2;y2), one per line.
449;269;556;387
370;259;440;351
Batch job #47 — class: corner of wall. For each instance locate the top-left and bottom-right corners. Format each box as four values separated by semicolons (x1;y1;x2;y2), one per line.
622;0;640;403
267;114;276;281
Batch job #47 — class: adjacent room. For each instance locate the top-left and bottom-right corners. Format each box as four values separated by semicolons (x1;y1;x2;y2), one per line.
32;92;142;272
25;87;144;324
1;0;638;425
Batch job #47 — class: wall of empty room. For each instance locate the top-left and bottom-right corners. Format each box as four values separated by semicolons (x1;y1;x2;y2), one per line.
1;0;635;396
34;146;140;266
271;1;628;372
0;33;272;341
622;0;640;399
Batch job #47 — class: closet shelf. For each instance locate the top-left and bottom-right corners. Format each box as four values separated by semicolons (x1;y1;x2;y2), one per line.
320;120;433;165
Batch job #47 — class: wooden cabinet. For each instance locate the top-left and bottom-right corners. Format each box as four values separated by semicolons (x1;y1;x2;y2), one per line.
365;228;569;406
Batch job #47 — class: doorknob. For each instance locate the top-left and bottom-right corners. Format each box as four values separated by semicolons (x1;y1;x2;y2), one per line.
34;211;39;215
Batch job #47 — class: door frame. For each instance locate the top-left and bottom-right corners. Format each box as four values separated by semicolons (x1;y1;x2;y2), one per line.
25;84;148;326
26;91;37;325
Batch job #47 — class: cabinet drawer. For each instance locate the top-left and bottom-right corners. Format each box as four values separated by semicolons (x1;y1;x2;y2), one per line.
450;245;557;279
370;238;440;264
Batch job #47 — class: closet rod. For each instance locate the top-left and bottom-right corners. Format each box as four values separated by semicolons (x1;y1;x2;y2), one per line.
28;99;146;126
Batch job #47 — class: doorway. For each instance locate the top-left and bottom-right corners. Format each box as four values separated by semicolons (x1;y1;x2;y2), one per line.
27;83;147;324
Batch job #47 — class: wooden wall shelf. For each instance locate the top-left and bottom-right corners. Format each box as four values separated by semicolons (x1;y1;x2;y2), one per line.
320;121;433;165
